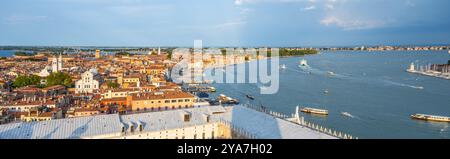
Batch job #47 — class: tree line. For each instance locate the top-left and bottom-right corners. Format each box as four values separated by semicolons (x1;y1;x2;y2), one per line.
13;72;73;88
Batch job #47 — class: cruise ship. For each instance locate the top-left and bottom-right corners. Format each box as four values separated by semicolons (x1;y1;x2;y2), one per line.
300;107;329;115
411;114;450;122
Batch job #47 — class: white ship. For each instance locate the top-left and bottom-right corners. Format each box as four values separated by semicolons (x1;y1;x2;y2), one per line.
301;107;329;115
341;112;354;118
327;71;335;76
411;114;450;122
280;64;287;70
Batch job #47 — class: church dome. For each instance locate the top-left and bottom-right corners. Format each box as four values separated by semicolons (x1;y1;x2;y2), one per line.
89;68;98;75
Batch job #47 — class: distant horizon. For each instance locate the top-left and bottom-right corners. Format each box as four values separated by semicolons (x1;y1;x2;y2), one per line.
1;43;449;49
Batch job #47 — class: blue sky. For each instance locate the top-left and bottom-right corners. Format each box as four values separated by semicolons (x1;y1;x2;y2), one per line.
1;0;450;47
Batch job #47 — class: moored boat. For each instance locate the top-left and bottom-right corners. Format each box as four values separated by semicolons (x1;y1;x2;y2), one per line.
411;114;450;122
217;94;240;105
300;107;329;115
245;94;255;100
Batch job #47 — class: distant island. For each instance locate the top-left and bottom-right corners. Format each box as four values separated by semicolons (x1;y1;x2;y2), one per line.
260;48;318;57
14;51;36;57
279;49;318;56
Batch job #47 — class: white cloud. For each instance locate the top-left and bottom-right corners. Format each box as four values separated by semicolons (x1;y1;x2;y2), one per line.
234;0;310;6
3;15;48;25
302;5;316;11
235;0;254;5
235;0;243;5
320;16;386;30
233;0;397;31
215;21;247;29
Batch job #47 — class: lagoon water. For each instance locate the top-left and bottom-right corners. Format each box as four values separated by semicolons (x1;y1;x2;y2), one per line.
0;50;15;57
208;51;450;139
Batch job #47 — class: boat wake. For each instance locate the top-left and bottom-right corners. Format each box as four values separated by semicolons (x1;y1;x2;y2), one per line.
384;80;424;90
300;67;350;79
341;112;356;118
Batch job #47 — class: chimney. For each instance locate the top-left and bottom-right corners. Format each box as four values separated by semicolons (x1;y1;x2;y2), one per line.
128;122;135;133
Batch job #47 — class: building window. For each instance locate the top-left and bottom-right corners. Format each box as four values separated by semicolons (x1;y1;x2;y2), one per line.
184;114;190;122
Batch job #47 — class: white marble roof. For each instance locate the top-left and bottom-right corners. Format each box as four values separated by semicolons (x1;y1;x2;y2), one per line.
216;106;337;139
0;114;122;139
0;105;335;139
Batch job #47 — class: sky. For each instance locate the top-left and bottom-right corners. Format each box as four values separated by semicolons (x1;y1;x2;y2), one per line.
1;0;450;47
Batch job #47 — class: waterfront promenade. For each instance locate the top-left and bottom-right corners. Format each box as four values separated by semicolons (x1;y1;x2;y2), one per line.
407;69;450;80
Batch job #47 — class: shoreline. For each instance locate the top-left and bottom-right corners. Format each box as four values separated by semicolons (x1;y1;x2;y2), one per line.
407;70;450;80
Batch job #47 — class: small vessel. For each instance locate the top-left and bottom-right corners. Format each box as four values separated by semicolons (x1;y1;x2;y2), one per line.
448;50;450;54
280;64;287;70
411;114;450;122
299;59;308;67
300;107;329;115
341;112;354;118
328;71;335;76
217;94;240;105
245;94;255;100
323;89;329;94
412;86;424;90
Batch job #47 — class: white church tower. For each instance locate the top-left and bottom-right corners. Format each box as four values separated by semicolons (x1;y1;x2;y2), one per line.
51;53;63;73
408;62;415;71
58;53;63;71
